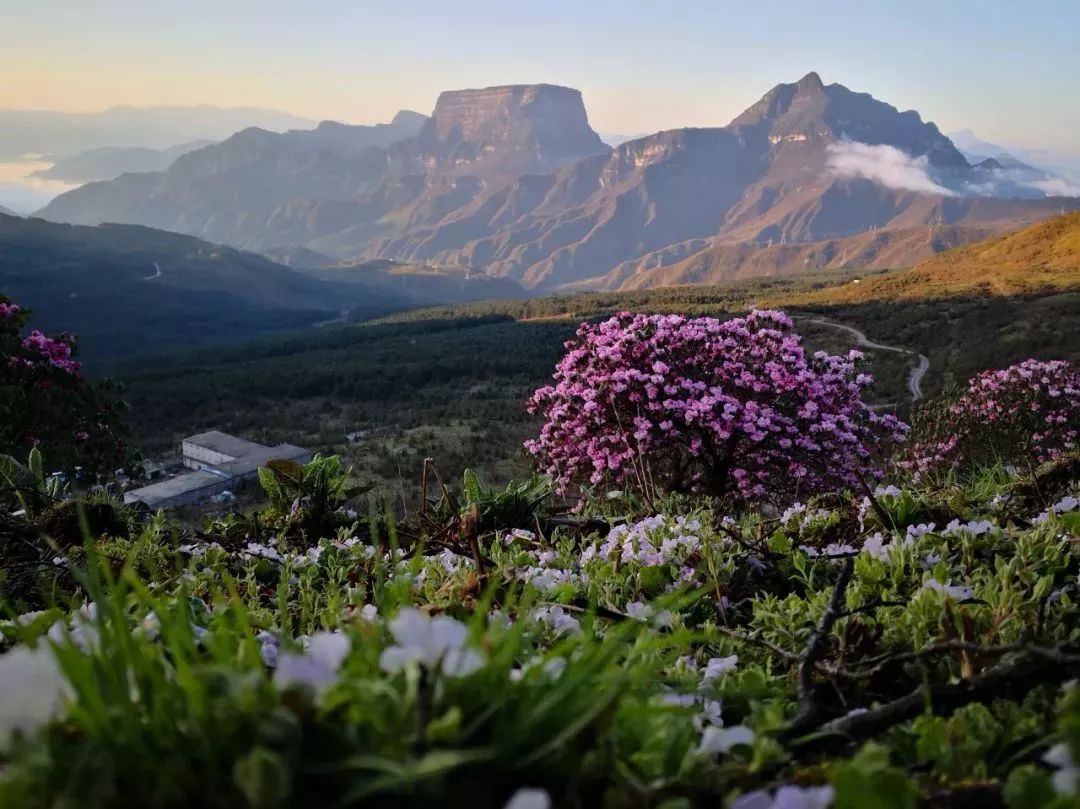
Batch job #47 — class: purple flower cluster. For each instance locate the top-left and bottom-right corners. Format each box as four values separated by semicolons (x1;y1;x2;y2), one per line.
526;310;907;501
905;359;1080;473
20;330;81;375
0;302;20;319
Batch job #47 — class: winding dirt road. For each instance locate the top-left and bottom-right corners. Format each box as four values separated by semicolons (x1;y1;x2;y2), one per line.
805;317;929;403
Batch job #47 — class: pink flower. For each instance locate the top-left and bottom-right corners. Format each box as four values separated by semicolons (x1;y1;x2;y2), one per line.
526;310;906;503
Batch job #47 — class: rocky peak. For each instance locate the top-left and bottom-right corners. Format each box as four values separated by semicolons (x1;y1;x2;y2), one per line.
415;84;609;177
796;71;826;92
728;73;969;167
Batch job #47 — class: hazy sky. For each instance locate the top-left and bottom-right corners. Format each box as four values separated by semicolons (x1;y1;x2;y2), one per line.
4;0;1079;149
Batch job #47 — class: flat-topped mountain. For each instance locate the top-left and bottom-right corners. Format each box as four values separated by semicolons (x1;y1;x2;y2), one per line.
36;75;1080;292
413;84;608;177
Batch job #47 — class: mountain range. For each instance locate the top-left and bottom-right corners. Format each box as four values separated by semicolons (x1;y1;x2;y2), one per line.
0;212;523;361
29;141;215;183
0;105;316;161
32;74;1080;294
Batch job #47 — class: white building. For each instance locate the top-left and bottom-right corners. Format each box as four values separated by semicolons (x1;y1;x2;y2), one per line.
124;431;311;510
182;431;269;471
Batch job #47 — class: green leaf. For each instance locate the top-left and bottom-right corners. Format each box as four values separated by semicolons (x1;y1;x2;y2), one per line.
27;447;44;485
830;743;917;809
233;747;290;809
1003;764;1058;809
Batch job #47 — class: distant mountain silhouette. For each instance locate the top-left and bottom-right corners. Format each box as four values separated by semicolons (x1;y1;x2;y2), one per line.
0;104;316;160
30;141;214;183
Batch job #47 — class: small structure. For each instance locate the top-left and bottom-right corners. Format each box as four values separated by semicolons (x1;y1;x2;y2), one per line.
124;431;311;510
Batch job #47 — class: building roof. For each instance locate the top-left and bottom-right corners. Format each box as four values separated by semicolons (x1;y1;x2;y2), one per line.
215;444;312;477
124;444;311;509
123;469;230;509
182;430;266;460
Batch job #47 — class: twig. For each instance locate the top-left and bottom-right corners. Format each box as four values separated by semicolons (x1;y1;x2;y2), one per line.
784;557;854;737
792;647;1080;754
838;598;906;619
715;626;801;663
855;473;895;531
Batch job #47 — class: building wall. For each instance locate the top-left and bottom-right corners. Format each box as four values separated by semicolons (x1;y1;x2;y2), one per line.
181;441;237;471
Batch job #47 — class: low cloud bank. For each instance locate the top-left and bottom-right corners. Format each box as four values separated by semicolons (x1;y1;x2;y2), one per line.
827;140;1080;199
826;142;955;196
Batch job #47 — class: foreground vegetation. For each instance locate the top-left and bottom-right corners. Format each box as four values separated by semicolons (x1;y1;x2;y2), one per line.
3;449;1080;807
4;301;1080;807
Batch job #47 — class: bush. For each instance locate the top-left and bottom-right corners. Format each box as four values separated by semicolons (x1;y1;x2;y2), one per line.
904;359;1080;476
526;310;907;503
0;298;129;479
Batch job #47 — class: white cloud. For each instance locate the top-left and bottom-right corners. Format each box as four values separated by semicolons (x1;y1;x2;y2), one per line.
1025;176;1080;197
826;141;955;196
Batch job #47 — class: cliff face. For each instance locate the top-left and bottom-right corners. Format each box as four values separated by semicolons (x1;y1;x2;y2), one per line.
411;84;609;178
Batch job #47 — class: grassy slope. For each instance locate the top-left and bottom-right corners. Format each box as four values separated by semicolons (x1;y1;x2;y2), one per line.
772;212;1080;306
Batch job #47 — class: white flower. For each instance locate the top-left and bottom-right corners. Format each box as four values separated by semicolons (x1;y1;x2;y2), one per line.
379;609;484;677
274;631;350;691
47;613;99;654
532;606;581;636
1054;495;1079;514
922;580;974;600
503;787;551;809
697;724;754;754
625;601;652;621
733;785;834;809
652;609;675;628
359;604;379;623
674;655;698;673
244;542;283;563
0;644;73;748
701;655;738;685
14;610;49;627
862;532;891;561
659;692;697;707
260;641;279;668
697;698;724;728
1044;743;1079;796
135;611;161;641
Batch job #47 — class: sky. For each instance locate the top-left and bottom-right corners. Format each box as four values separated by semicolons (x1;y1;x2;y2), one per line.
3;0;1080;150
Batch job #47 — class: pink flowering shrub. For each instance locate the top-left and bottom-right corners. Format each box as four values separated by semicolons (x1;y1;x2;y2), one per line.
525;310;907;503
903;358;1080;475
0;297;129;475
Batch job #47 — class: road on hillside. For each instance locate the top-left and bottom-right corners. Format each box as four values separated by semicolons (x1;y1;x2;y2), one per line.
805;317;929;403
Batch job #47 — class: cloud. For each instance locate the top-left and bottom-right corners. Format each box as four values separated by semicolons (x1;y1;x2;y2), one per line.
1025;176;1080;197
827;141;955;196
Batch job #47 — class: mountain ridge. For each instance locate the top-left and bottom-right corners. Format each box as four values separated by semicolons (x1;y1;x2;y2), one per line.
34;75;1080;292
